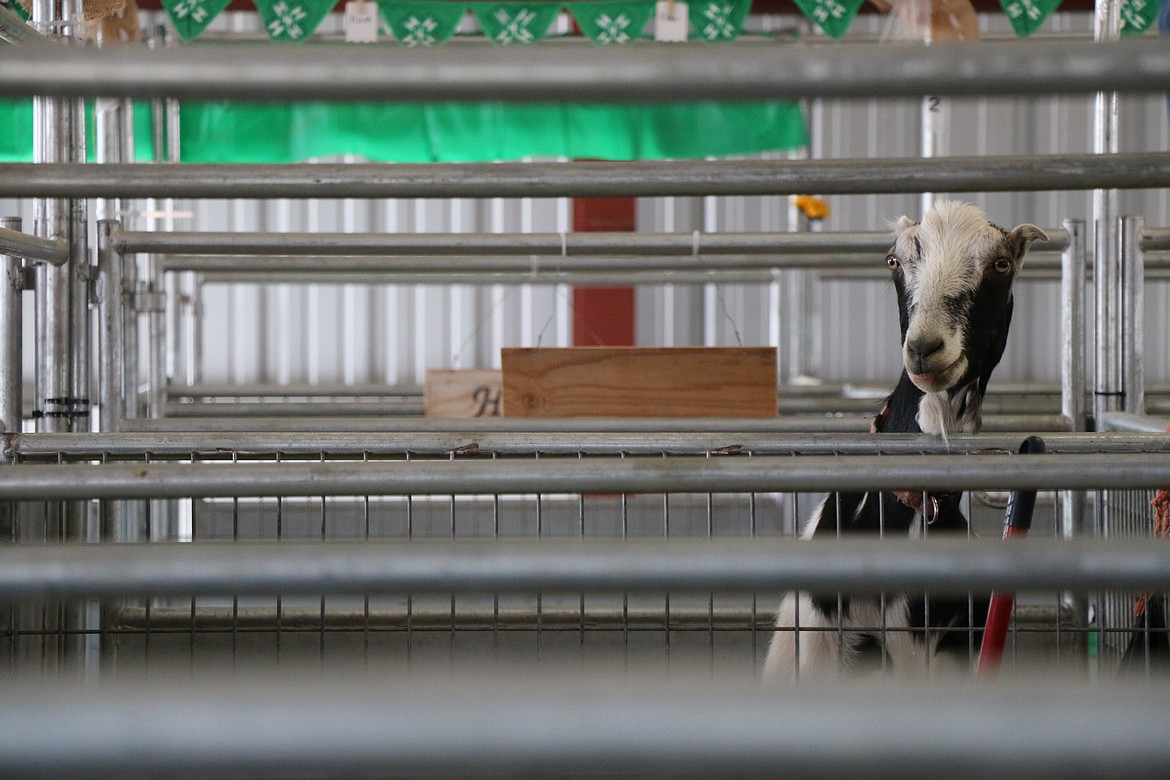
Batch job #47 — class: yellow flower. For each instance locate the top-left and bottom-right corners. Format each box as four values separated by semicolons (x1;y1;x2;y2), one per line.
794;195;831;221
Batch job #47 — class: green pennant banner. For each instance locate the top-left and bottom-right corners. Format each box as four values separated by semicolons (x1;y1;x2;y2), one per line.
163;0;233;40
688;0;751;41
1120;0;1158;35
4;0;30;20
254;0;336;41
380;1;466;44
790;0;862;39
471;2;560;43
999;0;1061;37
569;0;654;43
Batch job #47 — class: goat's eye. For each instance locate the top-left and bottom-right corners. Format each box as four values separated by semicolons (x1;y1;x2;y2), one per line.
886;256;899;270
992;258;1012;274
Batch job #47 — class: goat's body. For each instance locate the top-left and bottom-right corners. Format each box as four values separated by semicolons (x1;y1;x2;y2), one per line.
762;201;1045;681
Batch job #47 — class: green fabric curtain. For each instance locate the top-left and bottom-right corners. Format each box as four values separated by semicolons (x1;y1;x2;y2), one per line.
0;99;808;163
0;100;158;163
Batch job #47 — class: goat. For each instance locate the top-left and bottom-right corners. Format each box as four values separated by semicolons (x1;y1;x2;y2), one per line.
762;200;1047;680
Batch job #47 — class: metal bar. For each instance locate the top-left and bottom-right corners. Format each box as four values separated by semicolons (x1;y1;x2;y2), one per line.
114;413;1074;434
166;400;426;418
1096;411;1170;433
0;538;1167;596
1121;215;1145;413
13;430;1169;458
0;452;1166;501
1142;228;1170;251
111;603;776;631
0;1;53;46
161;252;930;271
3;674;1167;779
1;39;1168;101
1061;219;1086;432
163;380;1110;401
169;382;425;398
0;217;22;434
96;221;122;433
158;249;1080;272
196;266;1170;285
1059;220;1088;541
162;395;1059;419
161;381;1170;400
137;230;904;257
0;225;69;265
186;270;858;286
1091;0;1122;431
4;155;1169;199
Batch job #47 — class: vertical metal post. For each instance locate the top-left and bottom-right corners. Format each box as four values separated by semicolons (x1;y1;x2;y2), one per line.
1091;0;1121;429
31;0;91;674
786;207;821;384
32;0;88;436
919;95;944;215
1060;219;1086;435
0;216;21;613
0;217;22;436
783;142;821;384
97;221;124;435
1119;215;1144;414
94;98;125;222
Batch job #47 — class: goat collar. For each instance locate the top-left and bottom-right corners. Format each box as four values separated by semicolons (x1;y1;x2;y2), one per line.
872;400;962;523
893;488;962;523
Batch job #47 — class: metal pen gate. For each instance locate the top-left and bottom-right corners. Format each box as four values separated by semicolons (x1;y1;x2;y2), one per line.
2;9;1170;778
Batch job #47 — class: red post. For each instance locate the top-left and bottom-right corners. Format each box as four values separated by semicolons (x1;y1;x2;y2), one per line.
572;198;636;347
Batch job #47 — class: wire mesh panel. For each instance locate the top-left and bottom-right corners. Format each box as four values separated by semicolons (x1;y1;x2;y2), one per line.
7;439;1163;684
1094;487;1166;671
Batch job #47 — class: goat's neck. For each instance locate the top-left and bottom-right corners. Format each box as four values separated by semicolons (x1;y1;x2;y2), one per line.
881;372;985;439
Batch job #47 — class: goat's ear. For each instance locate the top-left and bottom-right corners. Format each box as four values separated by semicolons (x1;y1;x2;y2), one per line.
1008;224;1047;258
893;215;916;236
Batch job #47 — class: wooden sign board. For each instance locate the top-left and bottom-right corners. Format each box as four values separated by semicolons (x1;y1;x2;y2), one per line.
501;347;777;418
424;369;503;418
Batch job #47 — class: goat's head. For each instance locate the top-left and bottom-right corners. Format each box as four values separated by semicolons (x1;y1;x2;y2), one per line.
887;201;1047;395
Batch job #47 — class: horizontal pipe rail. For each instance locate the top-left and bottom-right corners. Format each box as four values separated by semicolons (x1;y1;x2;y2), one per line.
163;380;1170;401
0;3;54;46
127;229;1071;258
0;225;69;265
167;249;1096;276
163;396;1061;419
111;603;775;631
12;430;1168;458
3;155;1168;199
166;400;426;418
0;452;1164;499
194;266;1170;287
109;601;1068;632
112;413;1075;434
1096;411;1170;433
1142;228;1170;251
196;269;1113;286
3;675;1166;779
0;539;1167;597
169;382;425;398
1;39;1168;101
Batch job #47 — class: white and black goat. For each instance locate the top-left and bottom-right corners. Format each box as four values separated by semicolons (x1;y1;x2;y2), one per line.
762;200;1047;679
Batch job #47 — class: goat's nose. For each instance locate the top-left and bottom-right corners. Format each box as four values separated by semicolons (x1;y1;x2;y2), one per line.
906;336;945;369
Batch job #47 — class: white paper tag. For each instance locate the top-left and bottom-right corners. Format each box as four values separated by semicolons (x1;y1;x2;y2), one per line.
345;0;379;43
654;0;688;41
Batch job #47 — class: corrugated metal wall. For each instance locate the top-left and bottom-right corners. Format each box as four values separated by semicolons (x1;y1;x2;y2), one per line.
2;11;1167;392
